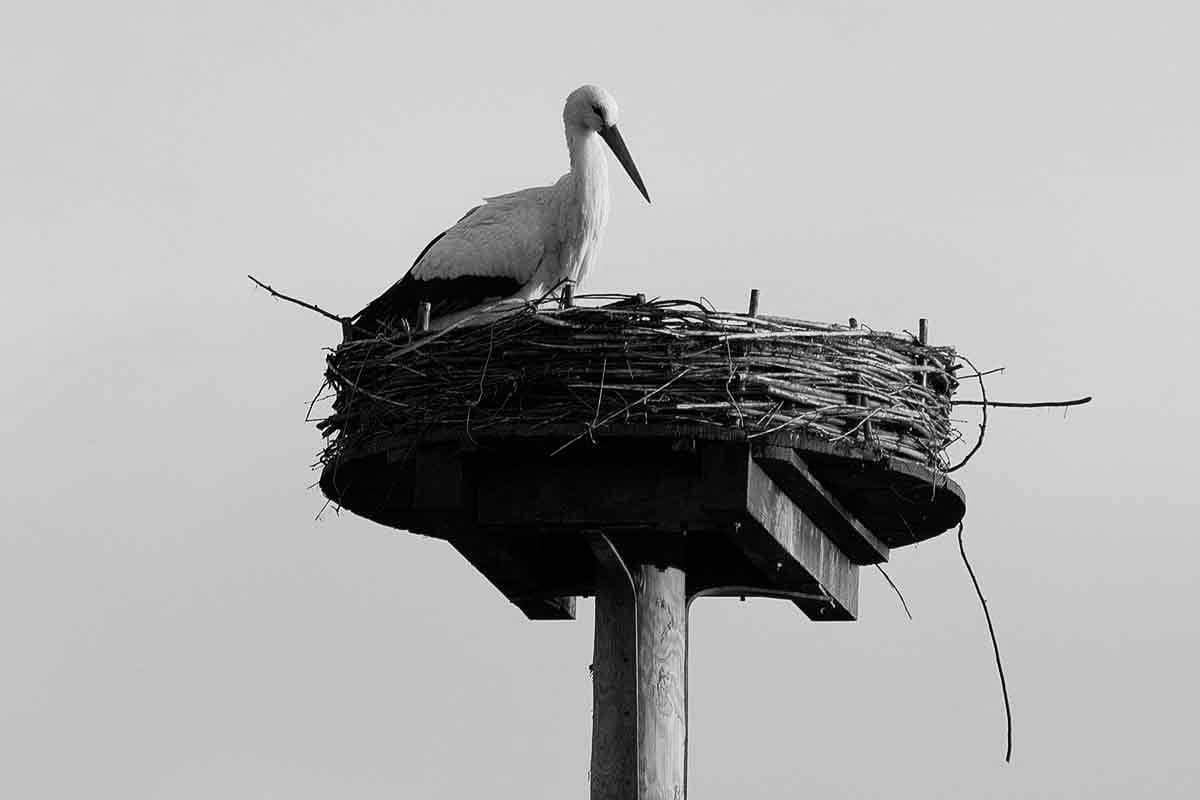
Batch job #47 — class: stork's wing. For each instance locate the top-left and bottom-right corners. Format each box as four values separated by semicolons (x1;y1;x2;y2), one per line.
354;189;552;334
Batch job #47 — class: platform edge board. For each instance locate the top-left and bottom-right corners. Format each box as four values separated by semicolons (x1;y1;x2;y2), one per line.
325;422;966;542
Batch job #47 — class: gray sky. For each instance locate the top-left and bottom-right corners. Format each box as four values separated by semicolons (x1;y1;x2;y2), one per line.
3;1;1198;797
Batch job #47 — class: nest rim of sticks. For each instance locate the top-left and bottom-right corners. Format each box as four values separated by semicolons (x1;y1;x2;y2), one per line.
316;292;963;472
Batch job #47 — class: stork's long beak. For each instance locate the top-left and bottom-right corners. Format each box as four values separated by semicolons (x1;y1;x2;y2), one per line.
600;124;651;204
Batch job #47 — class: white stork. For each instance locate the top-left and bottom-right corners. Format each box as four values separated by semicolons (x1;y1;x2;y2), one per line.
353;84;650;334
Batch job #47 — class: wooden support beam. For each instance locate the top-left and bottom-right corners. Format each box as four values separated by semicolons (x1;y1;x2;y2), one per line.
752;445;889;565
589;535;687;800
738;458;859;619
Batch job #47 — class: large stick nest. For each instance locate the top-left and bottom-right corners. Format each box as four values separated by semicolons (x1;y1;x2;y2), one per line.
317;295;961;468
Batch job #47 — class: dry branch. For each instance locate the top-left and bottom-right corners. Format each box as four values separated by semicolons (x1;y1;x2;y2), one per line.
248;274;347;326
954;396;1091;408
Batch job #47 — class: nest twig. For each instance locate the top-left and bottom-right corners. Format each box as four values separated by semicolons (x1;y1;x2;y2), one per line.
316;294;962;469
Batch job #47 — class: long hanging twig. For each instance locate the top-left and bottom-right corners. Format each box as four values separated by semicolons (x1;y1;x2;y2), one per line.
874;564;913;620
957;522;1012;763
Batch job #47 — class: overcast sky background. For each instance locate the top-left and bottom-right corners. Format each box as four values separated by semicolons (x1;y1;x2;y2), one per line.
4;1;1198;797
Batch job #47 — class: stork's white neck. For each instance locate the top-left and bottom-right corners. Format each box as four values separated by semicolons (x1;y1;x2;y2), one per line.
566;126;607;180
566;128;610;220
560;126;611;286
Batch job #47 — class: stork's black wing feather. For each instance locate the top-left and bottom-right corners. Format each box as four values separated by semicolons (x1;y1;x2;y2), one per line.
353;206;522;336
354;272;523;335
354;206;525;335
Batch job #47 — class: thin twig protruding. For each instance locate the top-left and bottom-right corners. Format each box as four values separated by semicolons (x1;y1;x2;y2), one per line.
947;354;987;473
954;396;1091;409
247;274;347;326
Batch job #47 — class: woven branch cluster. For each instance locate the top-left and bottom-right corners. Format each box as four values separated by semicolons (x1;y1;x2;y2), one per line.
317;295;962;468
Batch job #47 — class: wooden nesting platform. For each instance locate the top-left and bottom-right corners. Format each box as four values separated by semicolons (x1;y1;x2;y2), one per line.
320;422;965;622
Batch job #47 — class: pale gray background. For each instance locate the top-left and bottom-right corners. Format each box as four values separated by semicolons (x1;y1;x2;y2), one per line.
4;1;1197;797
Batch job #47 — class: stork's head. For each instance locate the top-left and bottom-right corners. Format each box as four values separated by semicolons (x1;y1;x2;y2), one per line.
563;84;650;203
564;85;620;132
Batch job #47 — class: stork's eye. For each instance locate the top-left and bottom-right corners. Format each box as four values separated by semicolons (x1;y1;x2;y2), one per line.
591;103;603;117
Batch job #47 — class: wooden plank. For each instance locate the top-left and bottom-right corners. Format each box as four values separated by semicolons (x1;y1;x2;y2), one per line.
752;444;889;564
588;535;687;800
738;458;859;620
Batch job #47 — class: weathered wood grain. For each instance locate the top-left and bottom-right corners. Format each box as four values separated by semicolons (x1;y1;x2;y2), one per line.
590;536;687;800
636;564;686;800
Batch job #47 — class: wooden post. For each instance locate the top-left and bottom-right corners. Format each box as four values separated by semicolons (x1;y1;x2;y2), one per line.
563;283;576;308
590;538;687;800
417;301;432;332
748;289;760;318
847;318;862;434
